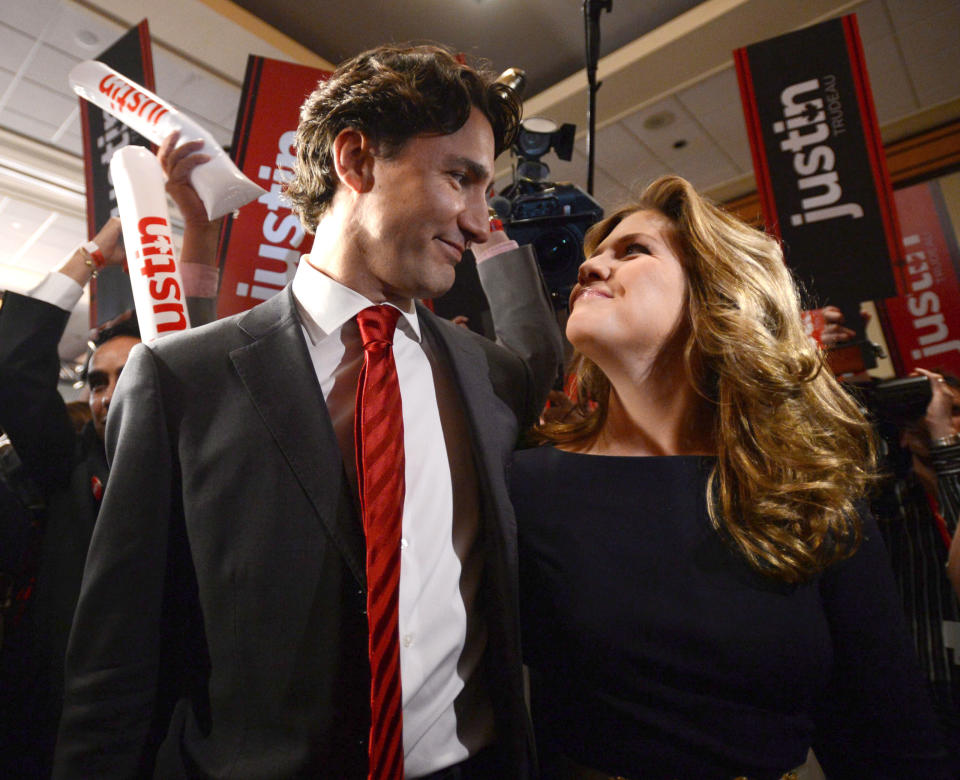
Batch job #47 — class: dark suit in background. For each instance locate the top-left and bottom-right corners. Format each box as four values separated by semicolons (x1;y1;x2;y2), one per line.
0;290;215;778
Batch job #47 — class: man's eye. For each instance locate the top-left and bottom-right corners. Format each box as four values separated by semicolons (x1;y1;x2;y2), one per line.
450;171;467;184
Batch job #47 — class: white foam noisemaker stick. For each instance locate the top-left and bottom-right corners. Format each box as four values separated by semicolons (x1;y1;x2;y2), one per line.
70;60;265;220
109;146;191;342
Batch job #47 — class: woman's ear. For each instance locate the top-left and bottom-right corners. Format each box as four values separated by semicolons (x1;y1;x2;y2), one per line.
332;128;376;195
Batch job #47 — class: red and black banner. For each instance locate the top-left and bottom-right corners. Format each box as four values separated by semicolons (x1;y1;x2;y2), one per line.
216;56;330;318
78;19;155;326
734;14;904;308
882;180;960;377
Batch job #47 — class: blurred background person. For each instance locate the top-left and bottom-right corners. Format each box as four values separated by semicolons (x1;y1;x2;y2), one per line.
0;135;217;779
873;367;960;768
511;175;952;779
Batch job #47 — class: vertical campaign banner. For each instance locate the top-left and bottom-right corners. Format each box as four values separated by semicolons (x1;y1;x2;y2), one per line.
881;179;960;376
734;14;904;308
78;20;155;326
216;57;331;318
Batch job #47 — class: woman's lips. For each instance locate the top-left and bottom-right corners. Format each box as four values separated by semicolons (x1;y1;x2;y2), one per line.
570;285;612;308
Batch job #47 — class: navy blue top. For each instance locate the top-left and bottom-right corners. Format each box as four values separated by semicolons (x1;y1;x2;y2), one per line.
511;447;950;779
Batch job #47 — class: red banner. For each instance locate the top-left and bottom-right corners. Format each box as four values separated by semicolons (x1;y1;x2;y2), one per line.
882;181;960;376
216;57;331;318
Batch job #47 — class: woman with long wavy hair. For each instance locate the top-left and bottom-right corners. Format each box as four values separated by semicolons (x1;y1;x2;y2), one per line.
511;175;952;779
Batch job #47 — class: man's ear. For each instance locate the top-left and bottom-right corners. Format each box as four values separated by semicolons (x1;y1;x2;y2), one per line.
332;128;376;195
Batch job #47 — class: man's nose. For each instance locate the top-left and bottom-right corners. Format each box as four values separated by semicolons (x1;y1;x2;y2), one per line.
102;379;117;409
461;193;490;246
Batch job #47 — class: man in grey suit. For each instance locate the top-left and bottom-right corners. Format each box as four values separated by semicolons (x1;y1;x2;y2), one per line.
54;44;561;778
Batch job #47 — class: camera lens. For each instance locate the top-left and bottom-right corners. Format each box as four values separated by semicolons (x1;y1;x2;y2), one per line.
533;226;582;289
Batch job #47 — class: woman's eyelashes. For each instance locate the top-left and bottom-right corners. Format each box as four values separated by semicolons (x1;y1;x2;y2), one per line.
623;241;651;257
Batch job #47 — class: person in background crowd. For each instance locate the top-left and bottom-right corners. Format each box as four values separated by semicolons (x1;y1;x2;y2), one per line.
0;135;220;779
54;44;561;778
877;367;960;770
511;174;952;779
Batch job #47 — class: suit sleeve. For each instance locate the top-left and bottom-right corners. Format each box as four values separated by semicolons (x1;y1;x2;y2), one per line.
811;509;953;778
53;343;176;777
476;245;563;419
0;291;77;496
186;295;216;329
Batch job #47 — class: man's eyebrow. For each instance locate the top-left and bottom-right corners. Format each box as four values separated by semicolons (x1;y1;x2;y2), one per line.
87;370;106;383
446;155;491;184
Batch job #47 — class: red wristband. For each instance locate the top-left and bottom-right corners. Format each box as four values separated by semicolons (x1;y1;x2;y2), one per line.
82;240;106;269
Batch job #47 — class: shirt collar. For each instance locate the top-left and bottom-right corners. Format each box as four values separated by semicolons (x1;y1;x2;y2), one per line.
292;255;422;345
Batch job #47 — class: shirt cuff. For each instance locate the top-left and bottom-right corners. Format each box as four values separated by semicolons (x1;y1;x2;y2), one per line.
472;239;519;264
181;263;219;298
28;271;84;311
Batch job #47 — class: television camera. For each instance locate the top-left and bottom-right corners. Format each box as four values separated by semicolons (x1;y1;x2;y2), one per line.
495;117;604;309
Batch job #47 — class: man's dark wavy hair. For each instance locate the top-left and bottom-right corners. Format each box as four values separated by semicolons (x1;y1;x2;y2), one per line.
285;43;521;233
82;310;141;382
92;311;141;348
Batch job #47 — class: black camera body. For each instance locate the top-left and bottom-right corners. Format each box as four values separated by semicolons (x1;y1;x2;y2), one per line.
432;117;603;334
501;182;603;308
866;375;933;425
498;118;603;309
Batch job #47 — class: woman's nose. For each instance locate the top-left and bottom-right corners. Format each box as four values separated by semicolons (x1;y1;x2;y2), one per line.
577;253;612;285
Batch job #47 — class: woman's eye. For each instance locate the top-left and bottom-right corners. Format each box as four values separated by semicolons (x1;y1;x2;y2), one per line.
624;242;649;256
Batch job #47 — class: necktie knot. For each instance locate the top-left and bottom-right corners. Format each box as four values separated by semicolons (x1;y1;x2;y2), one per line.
357;305;401;349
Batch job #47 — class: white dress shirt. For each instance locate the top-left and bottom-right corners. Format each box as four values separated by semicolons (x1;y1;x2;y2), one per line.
29;271;85;311
291;257;493;776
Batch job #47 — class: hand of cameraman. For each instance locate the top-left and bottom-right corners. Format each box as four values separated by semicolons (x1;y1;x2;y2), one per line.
913;367;957;442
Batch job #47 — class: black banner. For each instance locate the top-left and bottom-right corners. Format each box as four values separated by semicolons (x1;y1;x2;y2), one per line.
734;15;904;308
78;20;155;326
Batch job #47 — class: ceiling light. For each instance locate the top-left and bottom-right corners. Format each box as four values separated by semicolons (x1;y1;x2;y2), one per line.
643;111;675;131
74;30;100;48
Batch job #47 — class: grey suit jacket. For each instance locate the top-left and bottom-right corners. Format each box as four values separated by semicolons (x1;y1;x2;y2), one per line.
54;248;561;778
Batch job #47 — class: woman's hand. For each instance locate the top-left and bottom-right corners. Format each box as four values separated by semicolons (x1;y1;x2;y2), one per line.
90;216;126;266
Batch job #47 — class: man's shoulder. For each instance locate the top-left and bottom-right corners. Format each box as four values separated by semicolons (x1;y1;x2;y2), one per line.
148;289;296;361
418;304;520;366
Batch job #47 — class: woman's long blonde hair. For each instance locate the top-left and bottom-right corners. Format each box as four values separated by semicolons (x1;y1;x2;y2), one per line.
540;175;876;583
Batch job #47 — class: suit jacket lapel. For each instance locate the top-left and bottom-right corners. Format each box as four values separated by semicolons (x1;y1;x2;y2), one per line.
230;287;366;585
417;305;518;511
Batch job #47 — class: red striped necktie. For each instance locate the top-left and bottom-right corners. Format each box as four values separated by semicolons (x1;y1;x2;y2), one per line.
355;305;405;780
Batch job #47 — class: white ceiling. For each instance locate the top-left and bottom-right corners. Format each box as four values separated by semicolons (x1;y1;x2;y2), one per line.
0;0;958;361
